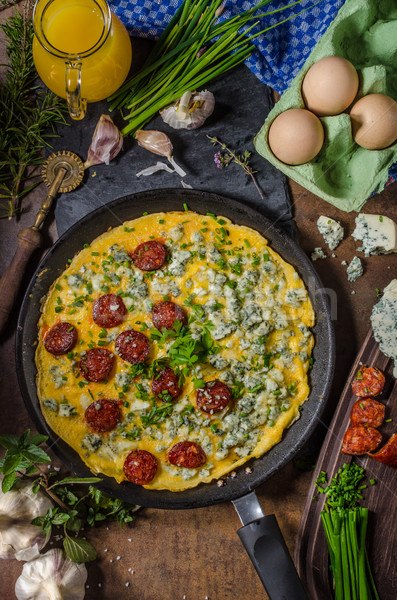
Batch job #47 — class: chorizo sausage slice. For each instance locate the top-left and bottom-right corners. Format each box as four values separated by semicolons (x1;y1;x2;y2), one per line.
168;441;206;469
92;294;127;328
123;450;158;485
85;399;121;433
79;348;114;382
196;380;231;414
341;425;382;455
350;398;385;428
151;367;181;401
44;322;77;355
151;300;187;331
369;434;397;468
115;330;150;364
351;366;385;397
130;241;167;271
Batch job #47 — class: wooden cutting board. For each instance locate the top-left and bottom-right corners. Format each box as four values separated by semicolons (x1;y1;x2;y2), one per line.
295;327;397;600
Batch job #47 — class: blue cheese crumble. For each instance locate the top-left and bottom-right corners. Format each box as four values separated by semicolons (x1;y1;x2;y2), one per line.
317;216;344;250
346;256;363;282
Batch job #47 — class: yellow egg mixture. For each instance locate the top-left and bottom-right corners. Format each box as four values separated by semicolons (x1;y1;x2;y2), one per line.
36;211;315;491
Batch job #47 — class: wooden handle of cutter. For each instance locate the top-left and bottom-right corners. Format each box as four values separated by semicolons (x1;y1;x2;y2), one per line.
0;227;42;336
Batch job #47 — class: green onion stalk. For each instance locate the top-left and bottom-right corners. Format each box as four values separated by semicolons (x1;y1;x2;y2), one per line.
108;0;323;136
315;464;380;600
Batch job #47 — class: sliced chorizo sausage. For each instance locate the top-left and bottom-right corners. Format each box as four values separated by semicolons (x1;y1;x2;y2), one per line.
369;434;397;468
350;398;385;428
351;366;385;397
168;441;206;468
151;367;181;401
79;348;114;382
341;425;382;455
85;399;121;433
115;330;150;364
44;322;77;355
151;300;187;331
130;241;167;271
123;450;158;485
196;380;231;414
92;294;127;328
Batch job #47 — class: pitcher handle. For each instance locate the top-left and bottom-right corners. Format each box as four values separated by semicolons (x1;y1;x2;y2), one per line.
65;61;87;120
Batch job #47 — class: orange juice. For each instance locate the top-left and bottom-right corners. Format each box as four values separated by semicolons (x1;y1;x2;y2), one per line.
33;0;132;103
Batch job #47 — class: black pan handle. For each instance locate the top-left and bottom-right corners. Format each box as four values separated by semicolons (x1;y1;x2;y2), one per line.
233;492;308;600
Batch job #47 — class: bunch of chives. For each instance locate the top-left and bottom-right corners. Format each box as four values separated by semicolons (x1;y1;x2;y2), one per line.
108;0;318;135
315;464;380;600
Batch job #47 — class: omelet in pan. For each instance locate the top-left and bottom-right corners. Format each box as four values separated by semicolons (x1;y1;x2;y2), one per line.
36;211;315;491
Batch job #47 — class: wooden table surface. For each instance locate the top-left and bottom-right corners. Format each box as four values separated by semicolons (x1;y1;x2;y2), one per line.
1;3;396;599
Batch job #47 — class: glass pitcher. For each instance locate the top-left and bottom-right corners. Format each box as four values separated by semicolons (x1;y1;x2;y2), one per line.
32;0;132;120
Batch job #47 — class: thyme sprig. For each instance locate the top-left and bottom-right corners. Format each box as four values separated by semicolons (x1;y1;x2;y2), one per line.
0;2;67;219
208;134;264;200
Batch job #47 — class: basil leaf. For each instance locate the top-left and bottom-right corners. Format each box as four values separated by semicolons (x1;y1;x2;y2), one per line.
63;536;97;563
2;453;24;475
22;445;51;463
27;434;48;447
2;471;17;493
0;434;19;450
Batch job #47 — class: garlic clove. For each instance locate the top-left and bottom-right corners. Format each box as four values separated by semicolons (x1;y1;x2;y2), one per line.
15;549;87;600
84;114;123;169
135;129;173;159
160;90;215;130
135;129;186;177
0;479;53;561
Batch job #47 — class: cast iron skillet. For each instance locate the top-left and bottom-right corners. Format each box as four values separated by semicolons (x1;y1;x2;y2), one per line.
16;189;335;599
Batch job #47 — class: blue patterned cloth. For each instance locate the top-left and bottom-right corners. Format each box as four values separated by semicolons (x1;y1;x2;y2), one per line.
109;0;396;187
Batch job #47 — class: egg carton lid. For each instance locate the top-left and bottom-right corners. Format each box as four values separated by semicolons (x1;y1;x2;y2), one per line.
254;0;397;212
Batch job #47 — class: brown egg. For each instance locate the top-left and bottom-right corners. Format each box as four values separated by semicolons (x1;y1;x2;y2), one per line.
350;94;397;150
268;108;324;165
302;56;359;116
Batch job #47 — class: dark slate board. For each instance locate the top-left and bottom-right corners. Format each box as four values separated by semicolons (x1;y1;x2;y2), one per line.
49;61;294;238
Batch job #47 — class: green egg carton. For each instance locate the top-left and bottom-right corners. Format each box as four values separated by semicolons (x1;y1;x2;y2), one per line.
254;0;397;212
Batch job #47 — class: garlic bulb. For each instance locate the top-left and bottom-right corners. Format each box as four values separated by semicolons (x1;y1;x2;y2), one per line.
15;549;87;600
84;113;123;169
135;129;186;177
160;90;215;130
0;479;53;561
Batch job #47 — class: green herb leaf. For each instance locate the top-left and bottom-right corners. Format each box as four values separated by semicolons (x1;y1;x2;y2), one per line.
63;535;98;563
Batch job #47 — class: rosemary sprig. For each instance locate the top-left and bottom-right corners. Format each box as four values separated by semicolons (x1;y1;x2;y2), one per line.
0;1;67;219
207;134;264;200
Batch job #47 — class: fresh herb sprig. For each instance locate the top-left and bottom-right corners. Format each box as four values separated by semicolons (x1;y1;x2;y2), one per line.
0;2;67;219
0;430;139;562
208;135;264;200
315;463;380;600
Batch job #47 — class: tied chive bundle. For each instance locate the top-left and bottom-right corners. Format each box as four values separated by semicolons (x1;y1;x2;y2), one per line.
109;0;315;135
315;463;380;600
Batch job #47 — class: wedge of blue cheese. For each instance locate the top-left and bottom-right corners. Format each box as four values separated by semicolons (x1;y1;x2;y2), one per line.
346;256;363;282
317;216;344;250
371;279;397;377
352;214;397;257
